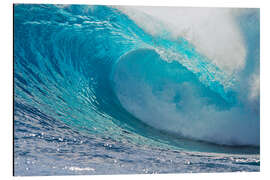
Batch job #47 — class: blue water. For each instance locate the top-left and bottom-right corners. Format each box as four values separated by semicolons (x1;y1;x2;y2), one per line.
14;4;260;176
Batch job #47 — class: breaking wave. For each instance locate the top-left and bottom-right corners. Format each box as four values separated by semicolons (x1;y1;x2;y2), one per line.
14;4;259;151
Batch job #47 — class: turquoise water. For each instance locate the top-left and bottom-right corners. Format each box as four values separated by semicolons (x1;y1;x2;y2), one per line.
14;4;259;175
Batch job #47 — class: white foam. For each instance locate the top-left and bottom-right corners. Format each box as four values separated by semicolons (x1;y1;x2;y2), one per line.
112;48;259;146
114;77;259;146
116;6;250;73
249;73;260;101
65;166;95;171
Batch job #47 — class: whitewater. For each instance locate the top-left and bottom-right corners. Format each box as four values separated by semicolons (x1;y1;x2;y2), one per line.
14;4;260;175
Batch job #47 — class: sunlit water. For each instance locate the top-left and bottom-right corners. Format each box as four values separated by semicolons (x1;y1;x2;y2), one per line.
14;4;259;175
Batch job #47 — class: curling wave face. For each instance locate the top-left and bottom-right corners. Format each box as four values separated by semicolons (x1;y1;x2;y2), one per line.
14;4;259;154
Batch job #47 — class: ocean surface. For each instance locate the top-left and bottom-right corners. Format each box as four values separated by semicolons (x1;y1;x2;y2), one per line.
14;4;260;176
